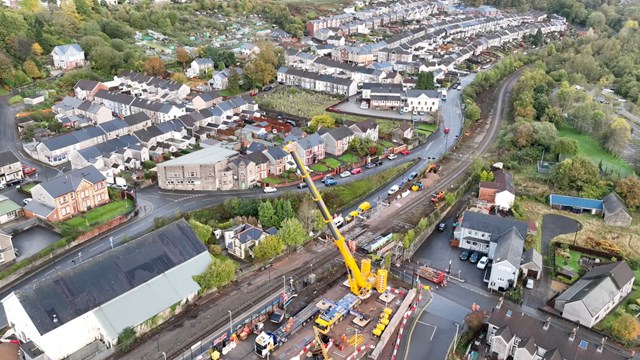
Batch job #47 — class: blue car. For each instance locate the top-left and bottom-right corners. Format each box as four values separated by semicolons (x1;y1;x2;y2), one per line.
325;179;338;186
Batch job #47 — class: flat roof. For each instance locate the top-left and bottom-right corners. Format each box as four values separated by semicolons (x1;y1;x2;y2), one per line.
160;146;238;166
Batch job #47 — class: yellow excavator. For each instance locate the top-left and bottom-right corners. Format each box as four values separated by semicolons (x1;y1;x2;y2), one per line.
283;143;387;299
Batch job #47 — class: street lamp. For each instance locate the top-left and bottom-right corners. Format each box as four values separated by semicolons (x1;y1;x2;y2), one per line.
228;311;233;337
453;322;459;350
283;276;287;319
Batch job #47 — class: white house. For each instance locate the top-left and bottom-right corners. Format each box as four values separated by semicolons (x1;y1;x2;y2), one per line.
209;68;244;90
347;119;379;141
51;44;85;71
554;261;635;328
479;169;516;210
223;224;276;260
32;126;107;165
186;58;214;78
405;89;440;113
1;219;211;360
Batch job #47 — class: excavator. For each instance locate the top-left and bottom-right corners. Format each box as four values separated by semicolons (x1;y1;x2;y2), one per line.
283;143;387;299
431;191;445;204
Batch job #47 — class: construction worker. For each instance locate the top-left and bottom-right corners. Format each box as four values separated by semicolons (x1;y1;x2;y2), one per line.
341;334;347;344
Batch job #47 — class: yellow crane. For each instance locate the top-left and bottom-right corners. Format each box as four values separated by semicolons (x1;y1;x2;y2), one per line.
312;326;332;360
283;143;387;298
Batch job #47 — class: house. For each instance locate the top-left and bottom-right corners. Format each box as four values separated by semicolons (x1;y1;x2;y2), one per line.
226;156;259;190
405;89;440;112
347;119;379;141
122;112;153;133
1;219;210;360
73;80;107;101
602;192;632;227
392;122;413;142
0;228;16;267
115;71;190;101
263;146;292;176
0;151;24;185
209;68;244;90
479;169;516;210
454;211;529;291
554;261;635;328
223;224;269;260
68;136;148;174
277;67;358;97
486;300;630;360
549;194;603;215
51;44;85;70
520;249;542;280
319;126;355;156
157;146;239;191
32;126;107;165
0;195;23;225
192;91;222;110
186;58;214;78
24;165;109;222
246;151;270;181
294;133;325;165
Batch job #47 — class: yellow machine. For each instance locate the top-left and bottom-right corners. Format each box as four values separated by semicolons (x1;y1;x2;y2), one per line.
284;143;387;299
312;326;332;360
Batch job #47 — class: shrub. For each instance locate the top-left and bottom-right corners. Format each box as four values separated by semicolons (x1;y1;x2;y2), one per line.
117;327;136;352
8;95;23;105
209;244;221;255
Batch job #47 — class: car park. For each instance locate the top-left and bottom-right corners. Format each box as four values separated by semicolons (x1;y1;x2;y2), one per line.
469;251;480;263
437;222;446;231
388;185;400;195
401;149;410;155
459;250;470;261
263;186;277;193
388;153;398;160
351;167;362;175
325;179;338;186
340;171;351;178
477;256;489;270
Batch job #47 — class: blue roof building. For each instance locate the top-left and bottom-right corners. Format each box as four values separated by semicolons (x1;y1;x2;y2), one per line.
549;194;603;214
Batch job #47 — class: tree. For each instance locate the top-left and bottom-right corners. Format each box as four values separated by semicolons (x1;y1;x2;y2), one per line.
253;235;284;261
415;71;435;90
480;170;489;181
587;11;607;30
188;219;212;243
605;117;631;156
193;257;237;291
278;217;309;247
464;99;481;122
297;197;318;232
550;156;599;192
510;120;535;148
227;67;241;93
171;72;189;84
309;114;336;132
258;201;278;228
143;57;166;77
176;47;190;69
531;28;543;47
31;43;43;56
274;199;294;225
90;45;123;75
532;121;558;150
217;61;226;71
612;313;640;342
244;41;278;86
552;138;578;159
23;59;42;79
616;177;640;210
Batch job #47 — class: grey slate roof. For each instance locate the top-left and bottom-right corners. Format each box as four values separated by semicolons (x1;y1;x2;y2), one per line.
460;211;528;243
74;79;101;91
123;112;151;126
521;249;542;271
40;127;106;151
323;126;354;141
13;219;207;335
296;133;324;150
37;165;106;198
0;151;19;167
98;119;128;133
406;89;440;98
603;192;630;216
245;150;269;165
265;146;288;160
237;225;264;244
493;227;524;267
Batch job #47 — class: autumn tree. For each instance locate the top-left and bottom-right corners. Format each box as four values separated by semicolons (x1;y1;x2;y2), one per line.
550;156;599;192
244;41;278;86
612;313;640;342
552;138;578;159
22;59;42;79
309;114;336;132
278;218;309;247
171;72;188;84
253;235;284;261
616;177;640;210
143;57;166;77
605;117;631;157
31;43;43;56
176;47;190;69
509;120;535;149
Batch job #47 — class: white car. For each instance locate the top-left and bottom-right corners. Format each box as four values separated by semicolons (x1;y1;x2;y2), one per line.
263;186;277;193
388;185;400;195
388;153;398;160
22;198;32;206
360;101;369;109
525;279;535;289
476;256;489;270
340;171;351;178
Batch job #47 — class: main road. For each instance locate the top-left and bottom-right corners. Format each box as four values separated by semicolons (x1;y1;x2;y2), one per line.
0;77;472;326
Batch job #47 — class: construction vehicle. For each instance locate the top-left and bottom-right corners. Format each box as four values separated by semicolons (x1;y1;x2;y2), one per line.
411;182;423;191
425;163;441;174
416;265;445;284
284;143;387;299
315;293;362;334
311;326;332;360
431;191;445;204
254;302;321;358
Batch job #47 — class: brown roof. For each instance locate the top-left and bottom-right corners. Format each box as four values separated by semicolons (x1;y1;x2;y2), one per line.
0;342;19;360
479;169;514;194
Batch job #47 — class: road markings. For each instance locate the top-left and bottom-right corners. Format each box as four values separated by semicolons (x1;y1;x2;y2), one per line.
89;244;104;252
416;321;437;340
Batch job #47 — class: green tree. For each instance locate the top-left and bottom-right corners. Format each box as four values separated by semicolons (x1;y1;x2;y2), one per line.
510;120;535;149
193;257;237;291
552;138;578;159
480;170;489;181
274;199;294;225
415;71;435;90
90;45;123;75
464;99;481;122
258;201;278;228
278;217;309;247
402;229;416;249
227;67;241;93
616;177;640;210
612;313;640;342
605;117;631;157
253;235;284;261
188;219;212;243
296;197;318;232
176;47;190;69
23;59;42;79
217;61;226;71
550;156;599;192
309;114;336;132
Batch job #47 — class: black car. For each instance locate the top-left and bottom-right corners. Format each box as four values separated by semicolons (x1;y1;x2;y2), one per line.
460;250;470;261
375;160;383;166
469;251;480;263
437;222;446;231
263;85;273;92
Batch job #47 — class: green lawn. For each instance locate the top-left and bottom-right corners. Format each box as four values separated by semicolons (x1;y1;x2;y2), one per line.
557;124;632;177
63;199;134;230
8;95;23;106
0;87;9;96
219;89;243;97
21;182;37;193
337;115;397;135
338;153;360;164
323;158;342;169
418;123;437;133
262;177;285;184
310;164;329;172
378;140;394;148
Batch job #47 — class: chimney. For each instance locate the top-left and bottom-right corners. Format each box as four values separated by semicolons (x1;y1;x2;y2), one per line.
496;297;504;309
569;327;577;341
597;337;606;352
543;316;551;330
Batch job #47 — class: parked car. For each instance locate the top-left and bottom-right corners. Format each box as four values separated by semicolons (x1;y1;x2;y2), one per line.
263;186;277;193
388;185;400;195
263;85;273;92
22;198;32;206
477;256;489;270
469;251;480;264
525;278;535;289
0;183;4;190
325;179;338;186
401;149;410;155
399;109;405;115
322;175;334;183
6;179;23;186
456;85;462;90
297;182;307;189
23;167;37;175
408;171;418;180
333;216;344;228
444;127;450;134
375;160;383;166
360;101;369;109
110;184;128;191
437;222;446;231
340;171;351;178
351;167;362;175
419;111;425;116
365;162;377;169
388;153;398;160
459;250;470;261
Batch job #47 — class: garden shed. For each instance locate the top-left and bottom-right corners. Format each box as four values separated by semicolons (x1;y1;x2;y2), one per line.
549;194;603;215
602;192;632;227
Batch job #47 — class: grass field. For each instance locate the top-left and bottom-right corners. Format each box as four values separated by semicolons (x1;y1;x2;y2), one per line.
323;158;341;169
310;164;329;172
261;177;285;184
220;89;243;97
63;199;133;230
257;87;339;118
557;124;632;177
379;140;394;148
339;153;359;164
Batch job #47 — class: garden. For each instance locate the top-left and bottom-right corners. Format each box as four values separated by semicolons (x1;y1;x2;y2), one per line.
61;199;135;232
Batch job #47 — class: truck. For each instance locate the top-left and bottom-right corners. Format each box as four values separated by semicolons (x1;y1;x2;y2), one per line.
315;293;361;334
416;265;445;284
255;302;321;358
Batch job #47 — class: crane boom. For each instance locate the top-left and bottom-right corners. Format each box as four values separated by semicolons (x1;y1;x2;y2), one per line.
284;143;371;297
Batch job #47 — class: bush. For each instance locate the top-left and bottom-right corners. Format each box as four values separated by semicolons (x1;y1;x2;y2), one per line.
193;257;237;291
209;244;221;255
117;327;136;352
8;95;23;105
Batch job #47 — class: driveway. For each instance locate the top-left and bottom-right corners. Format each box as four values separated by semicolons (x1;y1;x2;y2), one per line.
523;214;581;309
12;226;61;260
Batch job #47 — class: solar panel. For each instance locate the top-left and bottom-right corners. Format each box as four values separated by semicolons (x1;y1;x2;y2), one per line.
579;340;588;349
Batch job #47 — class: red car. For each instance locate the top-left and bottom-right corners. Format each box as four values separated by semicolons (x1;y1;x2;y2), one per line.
351;167;362;175
401;149;411;155
444;127;450;134
23;167;37;175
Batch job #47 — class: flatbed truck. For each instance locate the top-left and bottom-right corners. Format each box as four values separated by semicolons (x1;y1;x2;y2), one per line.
254;302;321;358
416;265;445;284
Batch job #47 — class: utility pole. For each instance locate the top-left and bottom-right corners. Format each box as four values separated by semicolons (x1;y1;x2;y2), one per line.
283;275;287;319
228;311;233;337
